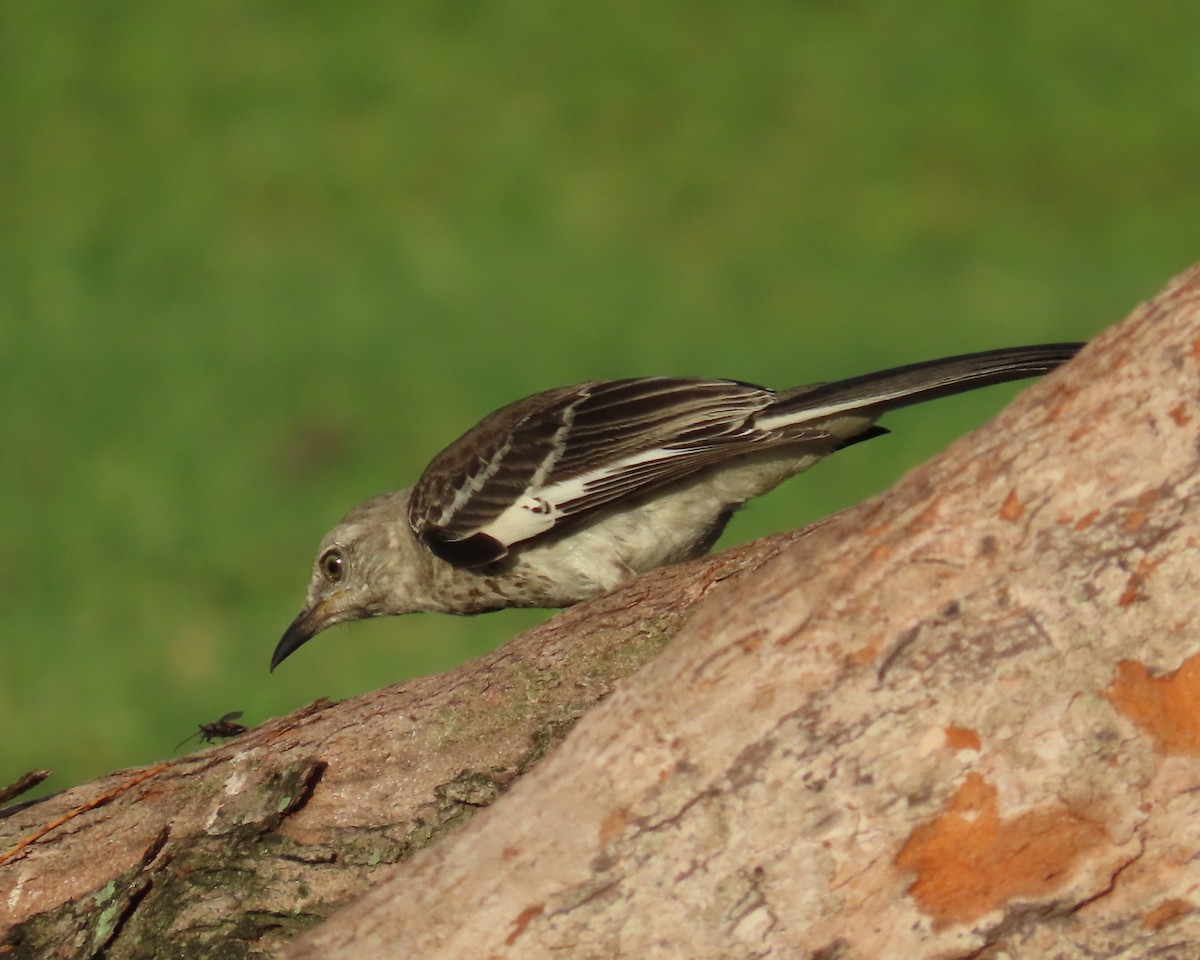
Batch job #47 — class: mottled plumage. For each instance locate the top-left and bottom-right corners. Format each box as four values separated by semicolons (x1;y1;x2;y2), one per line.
273;343;1082;669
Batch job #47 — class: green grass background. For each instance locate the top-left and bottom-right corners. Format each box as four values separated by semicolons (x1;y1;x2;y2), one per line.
2;1;1197;793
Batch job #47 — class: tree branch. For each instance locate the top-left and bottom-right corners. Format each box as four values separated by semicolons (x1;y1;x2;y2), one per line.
1;492;806;956
5;265;1200;960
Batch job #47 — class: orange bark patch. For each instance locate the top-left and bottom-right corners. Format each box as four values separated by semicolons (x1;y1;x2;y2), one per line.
505;903;545;946
1068;421;1096;443
1118;555;1161;607
846;642;882;668
943;726;981;752
1106;656;1200;755
1122;488;1161;533
868;543;896;564
895;773;1106;928
999;489;1025;522
1074;510;1099;532
1142;898;1194;930
599;807;630;846
1168;402;1192;426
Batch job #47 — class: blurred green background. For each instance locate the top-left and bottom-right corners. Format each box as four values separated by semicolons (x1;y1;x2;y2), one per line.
1;1;1196;793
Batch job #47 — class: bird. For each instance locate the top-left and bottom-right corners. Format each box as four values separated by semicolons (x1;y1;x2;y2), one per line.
272;343;1082;669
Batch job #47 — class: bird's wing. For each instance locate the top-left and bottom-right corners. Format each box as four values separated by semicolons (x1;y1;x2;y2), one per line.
407;344;1085;569
408;377;818;567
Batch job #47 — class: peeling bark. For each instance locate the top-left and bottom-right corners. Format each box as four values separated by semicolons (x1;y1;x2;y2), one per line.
5;265;1200;959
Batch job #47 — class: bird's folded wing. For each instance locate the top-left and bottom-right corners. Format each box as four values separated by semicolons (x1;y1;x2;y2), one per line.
408;377;808;566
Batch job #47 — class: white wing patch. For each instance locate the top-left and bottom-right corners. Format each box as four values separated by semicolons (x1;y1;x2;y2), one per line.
477;444;700;548
755;380;947;431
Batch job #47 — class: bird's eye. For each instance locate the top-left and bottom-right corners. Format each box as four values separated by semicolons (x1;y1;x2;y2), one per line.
319;547;345;583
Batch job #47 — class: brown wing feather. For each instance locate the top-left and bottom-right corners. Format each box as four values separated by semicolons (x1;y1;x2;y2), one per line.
409;378;788;559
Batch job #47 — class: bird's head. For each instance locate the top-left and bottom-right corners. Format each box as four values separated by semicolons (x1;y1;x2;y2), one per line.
271;490;431;670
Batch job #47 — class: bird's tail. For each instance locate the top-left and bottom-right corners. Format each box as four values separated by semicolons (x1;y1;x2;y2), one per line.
760;343;1083;430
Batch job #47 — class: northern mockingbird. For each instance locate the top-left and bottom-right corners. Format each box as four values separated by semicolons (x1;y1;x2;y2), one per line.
273;343;1081;669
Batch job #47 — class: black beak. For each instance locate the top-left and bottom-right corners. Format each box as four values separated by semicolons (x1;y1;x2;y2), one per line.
271;606;324;671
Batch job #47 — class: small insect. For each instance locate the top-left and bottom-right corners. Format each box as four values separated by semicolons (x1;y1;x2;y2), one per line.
175;711;249;751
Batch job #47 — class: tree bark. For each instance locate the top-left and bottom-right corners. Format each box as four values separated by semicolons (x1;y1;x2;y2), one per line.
5;265;1200;959
2;523;789;957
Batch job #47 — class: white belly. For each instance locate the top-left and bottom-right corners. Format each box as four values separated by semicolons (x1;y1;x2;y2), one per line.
511;449;824;605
